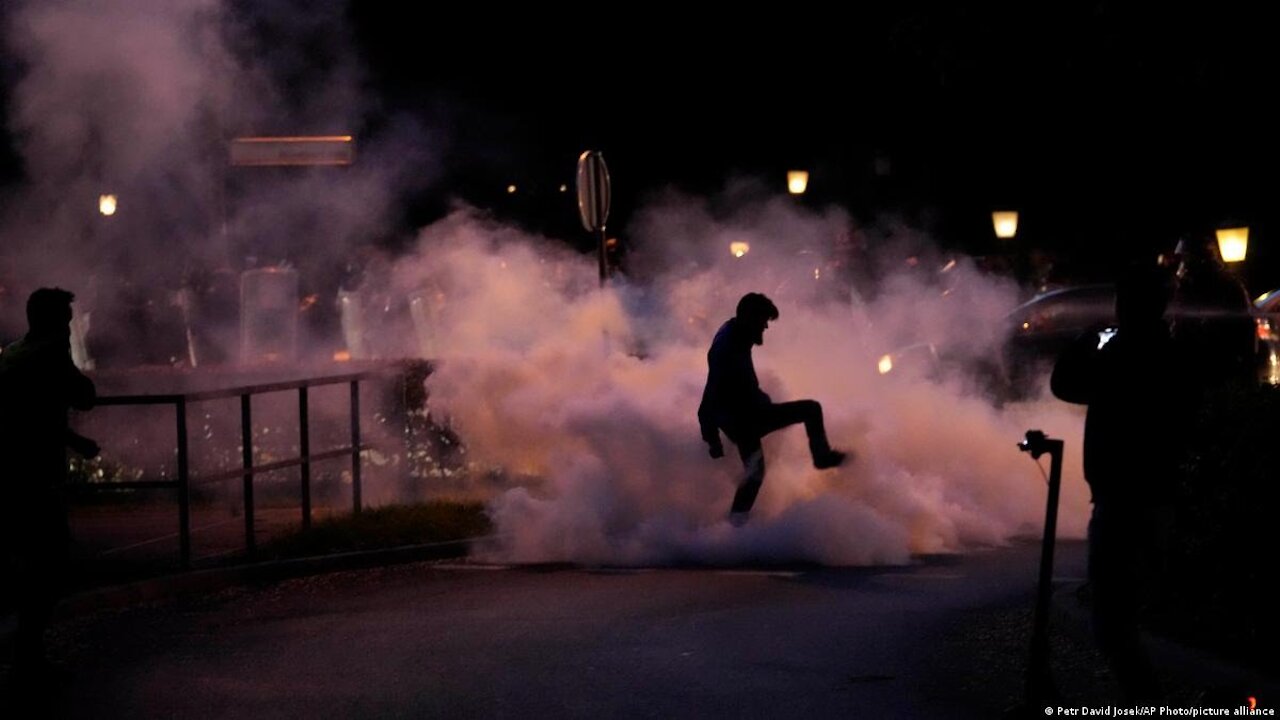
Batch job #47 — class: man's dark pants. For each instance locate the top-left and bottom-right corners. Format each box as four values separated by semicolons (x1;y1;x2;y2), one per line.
6;489;70;672
724;400;831;514
1088;503;1165;703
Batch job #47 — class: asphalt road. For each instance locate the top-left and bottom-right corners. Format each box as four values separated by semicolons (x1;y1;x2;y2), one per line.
5;539;1091;719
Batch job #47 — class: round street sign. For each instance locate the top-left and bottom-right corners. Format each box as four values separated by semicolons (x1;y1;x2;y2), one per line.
576;150;611;233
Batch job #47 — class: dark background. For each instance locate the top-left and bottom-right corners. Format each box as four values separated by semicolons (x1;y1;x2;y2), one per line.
3;3;1275;288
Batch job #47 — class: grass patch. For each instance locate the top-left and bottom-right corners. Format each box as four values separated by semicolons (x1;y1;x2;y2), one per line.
261;501;491;560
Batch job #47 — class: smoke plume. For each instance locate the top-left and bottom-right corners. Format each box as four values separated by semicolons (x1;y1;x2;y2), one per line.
3;2;1091;567
401;196;1091;566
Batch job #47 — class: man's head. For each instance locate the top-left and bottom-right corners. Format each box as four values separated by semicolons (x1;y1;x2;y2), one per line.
1173;236;1224;278
1115;264;1171;328
27;287;76;339
735;292;779;346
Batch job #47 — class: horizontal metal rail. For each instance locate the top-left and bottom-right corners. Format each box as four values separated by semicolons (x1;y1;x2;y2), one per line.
95;371;378;405
190;446;362;486
85;371;381;567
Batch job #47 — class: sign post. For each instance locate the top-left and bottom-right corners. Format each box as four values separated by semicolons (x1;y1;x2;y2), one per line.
576;151;611;288
1017;429;1065;708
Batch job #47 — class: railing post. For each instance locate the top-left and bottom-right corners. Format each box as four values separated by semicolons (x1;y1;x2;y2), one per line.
241;393;255;552
350;379;362;514
176;397;191;569
299;386;311;530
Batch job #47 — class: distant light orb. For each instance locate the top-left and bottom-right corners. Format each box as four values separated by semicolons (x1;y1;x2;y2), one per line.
730;241;750;258
506;184;517;194
992;210;1019;239
786;170;809;195
99;194;118;216
877;354;894;375
559;184;568;193
1216;226;1249;263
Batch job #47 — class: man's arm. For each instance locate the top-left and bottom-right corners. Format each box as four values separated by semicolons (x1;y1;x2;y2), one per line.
1050;332;1102;405
66;429;100;458
64;354;96;410
697;395;725;458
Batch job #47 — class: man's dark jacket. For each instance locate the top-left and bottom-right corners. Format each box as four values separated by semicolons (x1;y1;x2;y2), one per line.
1050;323;1185;507
0;334;96;507
698;318;771;445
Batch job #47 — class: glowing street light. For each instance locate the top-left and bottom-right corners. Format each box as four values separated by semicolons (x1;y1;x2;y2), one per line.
877;354;894;375
1216;226;1249;263
992;210;1018;239
99;194;118;216
787;170;809;195
730;241;750;258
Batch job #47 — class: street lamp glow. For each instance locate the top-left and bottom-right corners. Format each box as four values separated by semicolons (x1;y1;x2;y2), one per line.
99;194;118;216
787;170;809;195
1216;226;1249;263
730;241;750;258
877;354;894;375
992;210;1018;239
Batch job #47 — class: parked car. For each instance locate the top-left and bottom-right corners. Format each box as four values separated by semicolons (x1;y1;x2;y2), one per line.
1001;285;1116;395
1251;289;1280;385
1000;283;1276;397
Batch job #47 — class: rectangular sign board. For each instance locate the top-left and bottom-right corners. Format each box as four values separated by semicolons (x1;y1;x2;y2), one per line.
230;136;355;167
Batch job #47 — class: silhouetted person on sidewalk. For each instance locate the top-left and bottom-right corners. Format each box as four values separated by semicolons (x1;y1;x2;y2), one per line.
698;293;847;526
1051;265;1188;704
1169;236;1256;387
1;288;98;683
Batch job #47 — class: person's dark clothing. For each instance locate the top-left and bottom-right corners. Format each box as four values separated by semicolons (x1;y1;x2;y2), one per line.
1051;319;1184;703
725;400;829;513
698;318;836;515
1171;264;1256;387
0;333;96;672
1051;323;1184;507
1086;503;1167;703
698;318;774;448
0;335;95;476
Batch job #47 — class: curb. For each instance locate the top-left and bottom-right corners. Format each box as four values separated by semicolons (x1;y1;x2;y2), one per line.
57;537;481;617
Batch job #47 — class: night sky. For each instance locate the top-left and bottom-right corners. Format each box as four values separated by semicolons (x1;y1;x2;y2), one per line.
354;4;1276;275
3;3;1276;284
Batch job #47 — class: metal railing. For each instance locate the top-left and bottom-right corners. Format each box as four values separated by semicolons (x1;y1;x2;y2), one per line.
92;371;379;568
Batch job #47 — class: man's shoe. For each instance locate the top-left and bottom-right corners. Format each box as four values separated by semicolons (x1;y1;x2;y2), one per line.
813;449;848;469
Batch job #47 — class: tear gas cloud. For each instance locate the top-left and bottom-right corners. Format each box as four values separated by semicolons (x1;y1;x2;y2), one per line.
2;0;431;509
3;2;1091;567
0;0;439;354
403;197;1091;566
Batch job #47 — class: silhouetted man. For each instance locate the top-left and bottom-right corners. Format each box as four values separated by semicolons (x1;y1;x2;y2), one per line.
698;293;847;525
0;288;98;681
1051;265;1186;704
1169;236;1256;387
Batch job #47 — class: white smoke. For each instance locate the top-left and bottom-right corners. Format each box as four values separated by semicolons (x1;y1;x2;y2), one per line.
0;0;442;511
1;0;440;358
2;1;1093;567
401;196;1091;567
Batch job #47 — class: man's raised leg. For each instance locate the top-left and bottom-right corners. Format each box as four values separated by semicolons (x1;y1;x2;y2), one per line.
759;400;847;468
